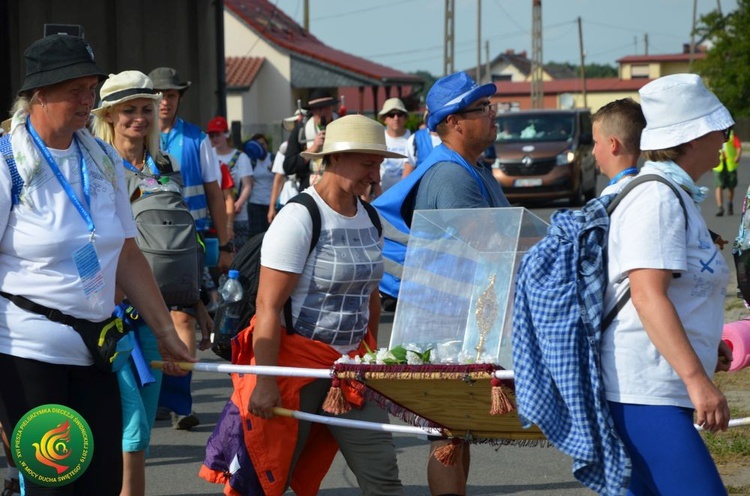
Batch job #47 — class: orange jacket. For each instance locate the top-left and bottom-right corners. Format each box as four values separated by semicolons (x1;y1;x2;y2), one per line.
200;319;374;496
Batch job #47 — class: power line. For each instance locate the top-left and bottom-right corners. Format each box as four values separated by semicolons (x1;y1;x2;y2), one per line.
311;0;415;22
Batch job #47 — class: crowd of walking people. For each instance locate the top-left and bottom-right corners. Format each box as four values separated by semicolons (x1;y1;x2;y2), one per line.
0;32;741;496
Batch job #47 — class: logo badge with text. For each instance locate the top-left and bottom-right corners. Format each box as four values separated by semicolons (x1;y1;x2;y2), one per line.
11;404;93;487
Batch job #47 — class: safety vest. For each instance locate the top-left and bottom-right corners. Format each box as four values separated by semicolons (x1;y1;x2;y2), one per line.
413;128;435;167
714;130;741;173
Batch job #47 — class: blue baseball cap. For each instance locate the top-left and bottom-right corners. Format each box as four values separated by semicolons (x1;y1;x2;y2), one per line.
426;72;497;132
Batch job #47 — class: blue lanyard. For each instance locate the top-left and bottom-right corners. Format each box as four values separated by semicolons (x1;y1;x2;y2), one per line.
123;151;158;176
608;167;638;186
26;120;95;236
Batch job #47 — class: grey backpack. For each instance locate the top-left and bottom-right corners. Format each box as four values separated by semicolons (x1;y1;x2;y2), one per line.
127;154;201;307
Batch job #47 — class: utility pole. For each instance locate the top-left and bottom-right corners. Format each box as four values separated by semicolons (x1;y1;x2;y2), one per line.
303;0;309;31
444;0;455;76
530;0;543;109
577;16;587;108
485;40;491;85
689;0;697;71
476;0;482;82
644;33;649;55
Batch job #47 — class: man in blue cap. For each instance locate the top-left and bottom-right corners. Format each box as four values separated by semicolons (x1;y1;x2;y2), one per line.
372;72;509;495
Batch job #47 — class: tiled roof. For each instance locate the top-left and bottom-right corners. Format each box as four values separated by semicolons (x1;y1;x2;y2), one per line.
225;56;265;88
467;51;577;81
494;78;652;96
225;0;422;85
617;52;707;63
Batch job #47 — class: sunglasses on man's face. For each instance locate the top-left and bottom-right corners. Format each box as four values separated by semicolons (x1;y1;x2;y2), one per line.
385;112;407;119
722;127;733;142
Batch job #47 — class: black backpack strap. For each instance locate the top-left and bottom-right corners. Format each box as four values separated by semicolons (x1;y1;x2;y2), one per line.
359;198;383;237
286;192;322;254
602;174;689;330
281;192;322;334
153;151;174;175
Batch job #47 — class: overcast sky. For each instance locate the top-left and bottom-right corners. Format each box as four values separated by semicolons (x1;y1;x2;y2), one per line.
270;0;736;76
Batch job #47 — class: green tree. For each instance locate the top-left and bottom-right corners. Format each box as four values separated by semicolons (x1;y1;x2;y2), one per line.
695;0;750;117
545;61;617;79
411;70;438;102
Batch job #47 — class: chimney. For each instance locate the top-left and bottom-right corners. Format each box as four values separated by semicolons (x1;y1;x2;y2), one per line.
505;49;515;55
683;43;691;54
520;50;527;58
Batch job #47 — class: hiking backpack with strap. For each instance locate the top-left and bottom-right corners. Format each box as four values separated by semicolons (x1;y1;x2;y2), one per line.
127;153;202;307
211;192;383;360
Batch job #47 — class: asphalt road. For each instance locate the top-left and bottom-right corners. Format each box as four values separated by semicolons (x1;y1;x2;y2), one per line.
2;157;748;495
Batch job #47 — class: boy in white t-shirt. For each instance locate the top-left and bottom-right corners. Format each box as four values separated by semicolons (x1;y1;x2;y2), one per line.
591;98;646;196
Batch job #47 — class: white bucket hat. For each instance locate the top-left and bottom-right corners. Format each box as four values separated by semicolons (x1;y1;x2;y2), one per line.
92;70;161;116
300;114;407;160
378;97;408;117
639;73;734;151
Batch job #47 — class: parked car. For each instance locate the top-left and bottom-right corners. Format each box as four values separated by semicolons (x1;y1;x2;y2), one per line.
491;109;597;206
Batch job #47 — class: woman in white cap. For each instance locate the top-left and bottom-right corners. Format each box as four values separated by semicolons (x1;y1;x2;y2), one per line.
92;70;211;496
602;73;734;495
201;115;404;495
0;36;192;495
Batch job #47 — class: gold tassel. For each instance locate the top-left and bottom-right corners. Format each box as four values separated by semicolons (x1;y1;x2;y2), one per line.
432;439;461;466
322;377;351;415
490;378;515;415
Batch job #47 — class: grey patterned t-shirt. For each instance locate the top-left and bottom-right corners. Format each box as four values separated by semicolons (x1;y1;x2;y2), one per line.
260;188;383;351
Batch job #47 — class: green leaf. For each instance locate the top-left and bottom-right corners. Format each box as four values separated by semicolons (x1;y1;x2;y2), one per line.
390;345;408;363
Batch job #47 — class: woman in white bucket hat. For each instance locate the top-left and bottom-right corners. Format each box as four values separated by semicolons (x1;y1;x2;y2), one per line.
602;73;734;495
201;115;405;495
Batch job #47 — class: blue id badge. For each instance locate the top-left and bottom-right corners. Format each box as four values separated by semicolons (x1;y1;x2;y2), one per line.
72;242;106;304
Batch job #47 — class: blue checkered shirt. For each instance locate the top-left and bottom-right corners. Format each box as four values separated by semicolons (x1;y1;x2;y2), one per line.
512;195;630;495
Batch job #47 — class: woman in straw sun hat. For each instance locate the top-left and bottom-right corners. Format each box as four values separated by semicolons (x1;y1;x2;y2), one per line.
201;114;405;495
602;73;734;495
0;36;193;495
92;70;212;496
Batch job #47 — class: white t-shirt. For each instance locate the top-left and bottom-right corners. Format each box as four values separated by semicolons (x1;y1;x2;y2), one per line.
217;150;253;222
601;165;729;408
0;132;137;366
261;187;383;352
249;154;274;206
380;130;411;192
600;173;635;197
406;131;441;168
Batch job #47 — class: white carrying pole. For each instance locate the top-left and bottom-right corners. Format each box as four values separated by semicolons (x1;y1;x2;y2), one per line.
151;361;332;379
273;407;444;437
152;360;515;380
695;417;750;431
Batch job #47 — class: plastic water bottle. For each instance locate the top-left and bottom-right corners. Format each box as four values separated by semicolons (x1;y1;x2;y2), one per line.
212;270;244;360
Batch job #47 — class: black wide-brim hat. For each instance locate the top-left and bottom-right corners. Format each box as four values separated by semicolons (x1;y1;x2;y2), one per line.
18;34;106;95
303;89;339;110
148;67;191;92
